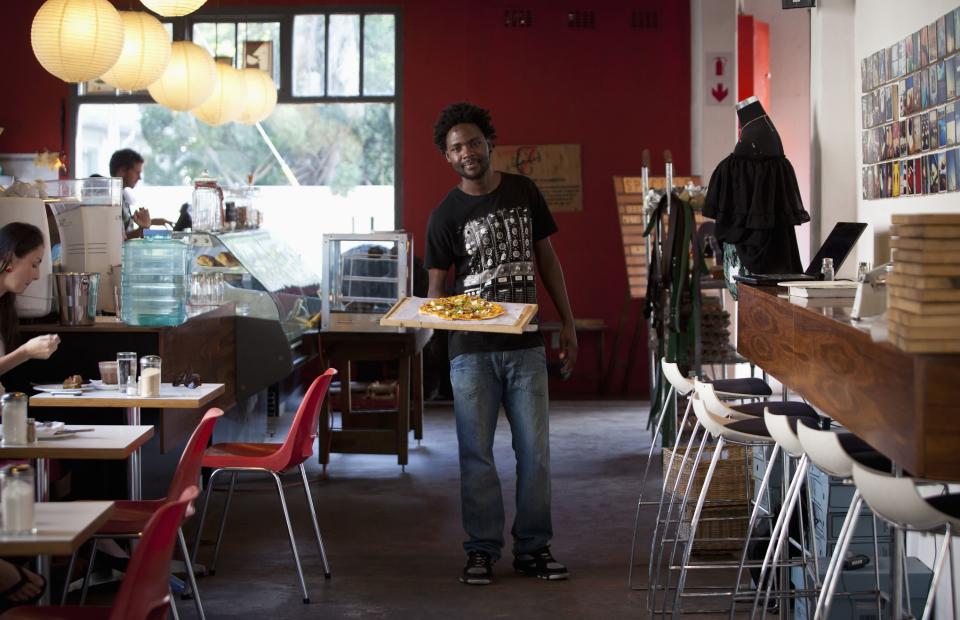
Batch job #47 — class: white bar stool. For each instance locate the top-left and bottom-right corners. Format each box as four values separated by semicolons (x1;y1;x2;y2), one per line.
847;463;960;620
796;420;889;620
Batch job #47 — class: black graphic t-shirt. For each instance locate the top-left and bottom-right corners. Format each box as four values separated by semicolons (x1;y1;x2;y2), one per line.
425;172;558;361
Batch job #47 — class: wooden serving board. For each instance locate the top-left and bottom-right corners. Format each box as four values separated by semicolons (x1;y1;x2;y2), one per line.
892;249;959;264
888;307;960;327
891;213;960;225
890;237;960;251
888;295;960;315
890;224;960;238
887;273;960;290
888;321;960;340
379;296;538;334
888;285;960;302
893;261;960;276
888;333;960;353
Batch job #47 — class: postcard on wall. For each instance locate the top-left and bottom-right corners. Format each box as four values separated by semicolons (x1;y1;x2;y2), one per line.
492;144;582;212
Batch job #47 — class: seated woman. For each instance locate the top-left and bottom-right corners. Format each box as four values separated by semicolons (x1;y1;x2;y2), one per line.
0;559;44;612
0;222;60;381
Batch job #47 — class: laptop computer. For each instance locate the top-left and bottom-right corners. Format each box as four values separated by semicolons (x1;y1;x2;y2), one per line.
732;222;868;286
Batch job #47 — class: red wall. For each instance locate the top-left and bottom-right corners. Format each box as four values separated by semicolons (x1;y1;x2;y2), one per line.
2;0;690;396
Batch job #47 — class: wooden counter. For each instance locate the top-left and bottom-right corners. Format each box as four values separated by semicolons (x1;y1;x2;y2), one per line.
737;284;960;480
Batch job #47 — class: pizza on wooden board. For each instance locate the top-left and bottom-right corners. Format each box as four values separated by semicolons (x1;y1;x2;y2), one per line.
419;294;505;321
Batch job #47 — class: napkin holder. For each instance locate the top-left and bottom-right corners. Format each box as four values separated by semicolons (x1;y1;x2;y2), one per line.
852;262;892;320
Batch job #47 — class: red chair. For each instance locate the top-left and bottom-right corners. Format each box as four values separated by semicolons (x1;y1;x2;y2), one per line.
2;486;200;619
62;408;224;619
190;369;335;604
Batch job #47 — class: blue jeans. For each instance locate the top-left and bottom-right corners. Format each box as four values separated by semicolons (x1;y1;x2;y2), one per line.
449;346;552;561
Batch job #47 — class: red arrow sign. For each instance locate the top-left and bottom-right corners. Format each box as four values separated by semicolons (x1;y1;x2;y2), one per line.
715;57;725;76
711;83;729;102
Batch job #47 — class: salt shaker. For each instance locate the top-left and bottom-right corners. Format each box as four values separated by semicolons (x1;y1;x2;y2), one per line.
126;375;137;396
1;393;28;446
1;464;35;535
821;257;835;281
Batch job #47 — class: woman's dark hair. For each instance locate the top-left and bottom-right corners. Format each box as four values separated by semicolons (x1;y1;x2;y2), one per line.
432;102;497;153
0;222;44;350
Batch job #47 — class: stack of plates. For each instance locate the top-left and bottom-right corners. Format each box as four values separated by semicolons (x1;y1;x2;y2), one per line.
888;213;960;353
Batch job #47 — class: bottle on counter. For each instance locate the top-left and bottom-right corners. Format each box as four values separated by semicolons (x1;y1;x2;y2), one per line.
821;257;834;281
120;231;190;327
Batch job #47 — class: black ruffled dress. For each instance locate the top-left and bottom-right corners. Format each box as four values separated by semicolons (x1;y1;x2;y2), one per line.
703;117;810;275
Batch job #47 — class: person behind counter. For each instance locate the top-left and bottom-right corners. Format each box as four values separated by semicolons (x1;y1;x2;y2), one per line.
426;102;578;586
0;223;59;376
108;149;169;240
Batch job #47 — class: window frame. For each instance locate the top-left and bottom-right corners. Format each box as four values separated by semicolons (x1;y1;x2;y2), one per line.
68;5;403;225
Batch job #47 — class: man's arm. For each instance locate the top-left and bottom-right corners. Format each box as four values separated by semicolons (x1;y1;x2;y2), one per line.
427;268;448;299
534;237;577;377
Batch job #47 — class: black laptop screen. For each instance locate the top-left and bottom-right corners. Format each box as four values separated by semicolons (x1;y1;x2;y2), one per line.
804;222;868;276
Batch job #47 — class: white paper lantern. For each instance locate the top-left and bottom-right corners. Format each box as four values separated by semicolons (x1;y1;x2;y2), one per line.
148;41;217;111
236;69;278;125
139;0;207;17
192;64;246;126
31;0;124;83
99;11;171;91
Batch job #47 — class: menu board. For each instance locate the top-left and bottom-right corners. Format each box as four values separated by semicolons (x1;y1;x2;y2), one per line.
492;144;582;212
612;176;701;299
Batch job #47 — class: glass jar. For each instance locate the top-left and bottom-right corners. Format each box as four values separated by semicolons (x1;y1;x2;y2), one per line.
1;393;29;446
1;464;35;535
192;172;223;232
139;355;162;398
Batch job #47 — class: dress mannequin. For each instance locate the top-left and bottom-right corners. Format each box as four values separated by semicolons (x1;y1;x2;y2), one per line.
703;96;809;284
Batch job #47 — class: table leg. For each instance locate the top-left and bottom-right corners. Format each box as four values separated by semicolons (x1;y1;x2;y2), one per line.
125;406;142;500
34;457;50;605
397;355;410;468
411;351;423;442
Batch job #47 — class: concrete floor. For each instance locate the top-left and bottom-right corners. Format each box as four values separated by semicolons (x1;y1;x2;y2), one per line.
159;401;735;618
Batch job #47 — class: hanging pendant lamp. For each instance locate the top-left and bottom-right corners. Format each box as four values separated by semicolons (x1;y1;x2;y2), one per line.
147;41;217;111
139;0;207;18
100;11;171;91
236;68;278;125
192;64;246;126
31;0;125;83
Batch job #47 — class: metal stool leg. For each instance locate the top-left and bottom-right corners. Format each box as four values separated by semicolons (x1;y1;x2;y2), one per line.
61;546;80;605
729;442;780;619
79;539;98;605
821;494;863;619
814;488;860;620
920;527;952;620
630;396;690;589
209;471;238;575
299;463;332;579
169;586;181;620
671;436;726;618
659;428;711;617
272;472;310;604
761;456;810;617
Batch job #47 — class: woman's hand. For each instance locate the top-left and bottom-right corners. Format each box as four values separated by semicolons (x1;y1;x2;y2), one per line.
21;334;60;360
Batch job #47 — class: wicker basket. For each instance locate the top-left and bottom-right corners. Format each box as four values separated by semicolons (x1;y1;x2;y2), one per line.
661;443;751;554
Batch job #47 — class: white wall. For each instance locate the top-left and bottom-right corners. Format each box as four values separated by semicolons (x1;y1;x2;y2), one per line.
853;0;960;266
741;0;813;266
691;0;738;178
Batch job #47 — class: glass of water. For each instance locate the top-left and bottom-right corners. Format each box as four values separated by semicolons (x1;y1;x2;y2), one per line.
117;352;137;392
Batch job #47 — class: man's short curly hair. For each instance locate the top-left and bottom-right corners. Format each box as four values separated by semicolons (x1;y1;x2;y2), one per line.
432;102;497;153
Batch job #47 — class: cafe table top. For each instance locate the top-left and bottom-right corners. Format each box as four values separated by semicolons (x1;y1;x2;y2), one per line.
0;501;114;556
29;383;225;409
0;425;153;460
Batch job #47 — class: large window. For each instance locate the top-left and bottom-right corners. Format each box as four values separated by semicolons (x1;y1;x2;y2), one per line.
73;10;398;270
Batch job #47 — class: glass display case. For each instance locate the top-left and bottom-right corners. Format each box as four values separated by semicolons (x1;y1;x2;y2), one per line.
186;230;321;342
321;232;411;330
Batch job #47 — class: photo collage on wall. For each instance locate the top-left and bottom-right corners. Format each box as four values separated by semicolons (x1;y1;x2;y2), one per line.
861;6;960;199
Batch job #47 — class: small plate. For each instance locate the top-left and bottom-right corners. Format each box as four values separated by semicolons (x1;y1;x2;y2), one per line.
89;380;118;391
34;421;65;438
32;384;92;394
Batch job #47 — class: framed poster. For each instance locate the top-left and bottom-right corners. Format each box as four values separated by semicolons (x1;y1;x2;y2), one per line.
244;40;274;77
492;144;583;212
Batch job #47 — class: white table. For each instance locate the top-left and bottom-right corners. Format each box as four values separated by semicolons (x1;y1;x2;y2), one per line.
29;384;223;500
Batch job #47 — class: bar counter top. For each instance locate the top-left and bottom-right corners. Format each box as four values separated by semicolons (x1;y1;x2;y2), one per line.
737;284;960;481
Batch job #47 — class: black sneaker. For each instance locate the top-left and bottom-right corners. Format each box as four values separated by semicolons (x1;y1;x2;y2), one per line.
459;551;494;585
513;547;569;580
